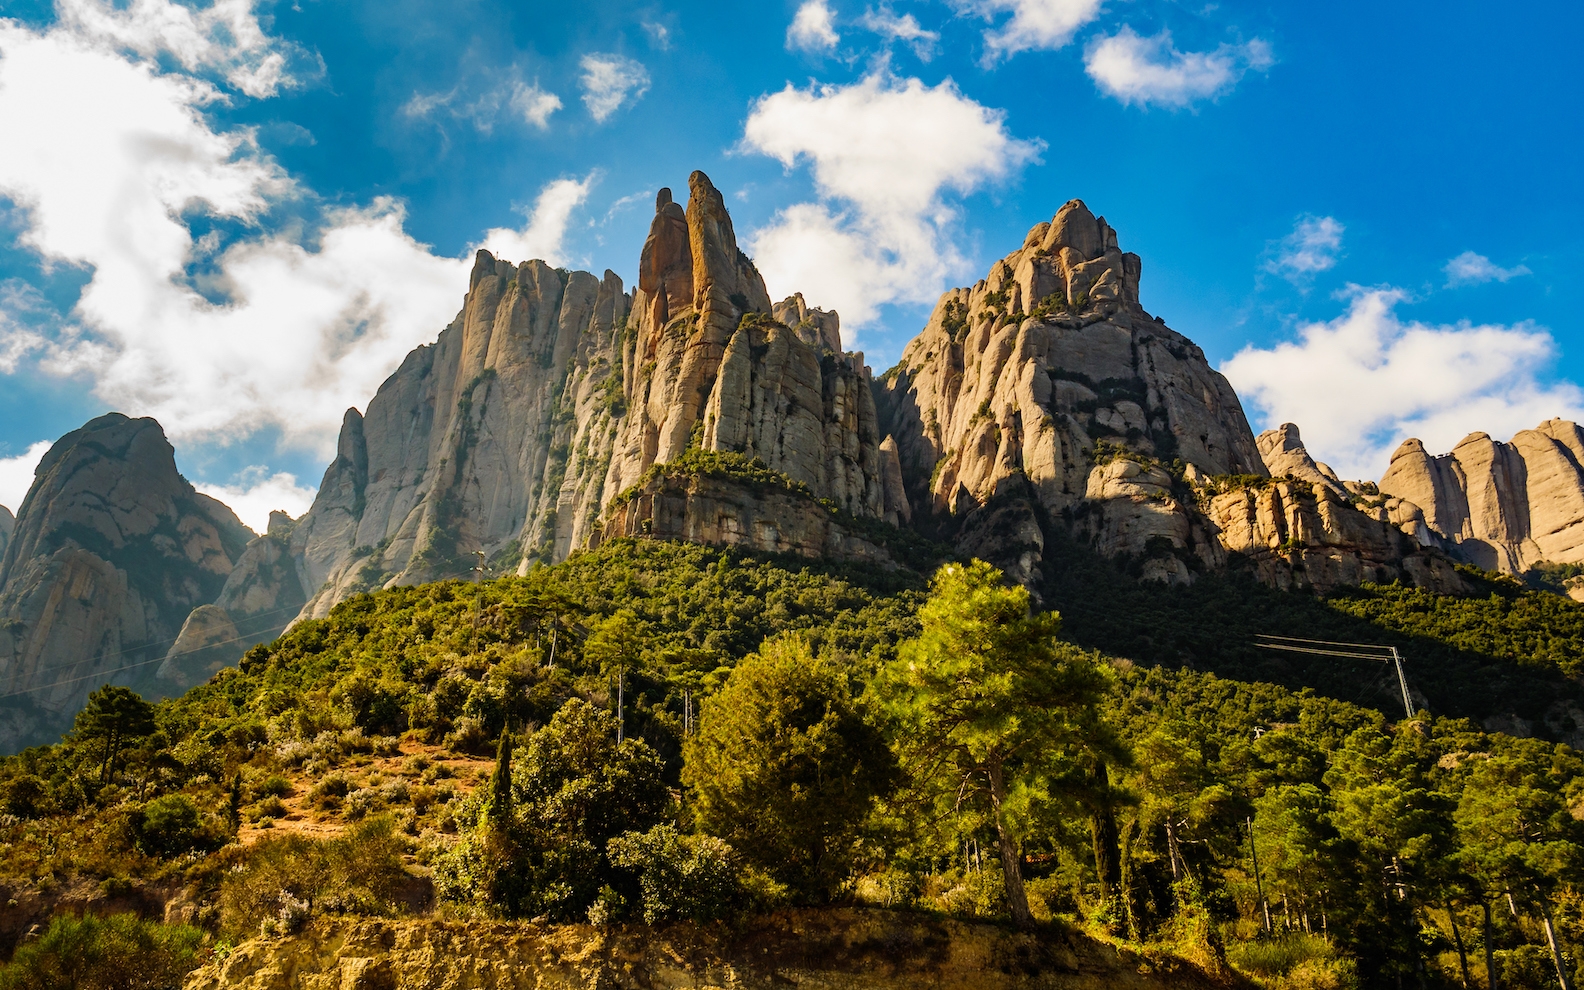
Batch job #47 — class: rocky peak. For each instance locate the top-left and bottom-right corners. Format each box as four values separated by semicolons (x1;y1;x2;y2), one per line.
1256;423;1347;495
0;413;253;750
772;293;842;353
1379;419;1584;573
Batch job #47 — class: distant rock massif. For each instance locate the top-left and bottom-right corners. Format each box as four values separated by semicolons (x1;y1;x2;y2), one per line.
4;170;1584;748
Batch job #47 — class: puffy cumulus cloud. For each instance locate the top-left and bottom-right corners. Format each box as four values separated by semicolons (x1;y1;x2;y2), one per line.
787;0;841;53
0;2;516;457
1445;250;1532;287
476;176;594;268
1222;287;1584;481
193;466;316;533
953;0;1103;61
1085;28;1273;108
579;53;650;122
743;74;1041;333
1265;214;1345;281
56;0;304;98
0;440;51;514
859;7;939;59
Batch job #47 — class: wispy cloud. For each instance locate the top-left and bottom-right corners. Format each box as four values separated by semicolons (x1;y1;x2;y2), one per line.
1444;250;1531;287
744;73;1041;332
954;0;1103;62
403;78;561;133
1265;215;1345;281
787;0;841;53
1222;287;1584;480
1085;28;1273;108
476;175;595;267
859;6;939;59
579;54;650;122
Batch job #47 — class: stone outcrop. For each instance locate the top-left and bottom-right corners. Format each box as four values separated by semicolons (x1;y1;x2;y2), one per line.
0;414;253;750
870;201;1463;593
0;506;12;563
279;170;892;623
1378;419;1584;573
184;912;1229;990
596;466;895;566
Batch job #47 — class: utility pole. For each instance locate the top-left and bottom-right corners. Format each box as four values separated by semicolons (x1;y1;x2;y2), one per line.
1255;635;1417;721
1247;817;1272;933
616;670;624;744
471;550;486;654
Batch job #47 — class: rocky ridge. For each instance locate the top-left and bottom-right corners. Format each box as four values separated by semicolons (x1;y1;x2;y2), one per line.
0;414;255;751
1378;419;1584;574
274;170;896;625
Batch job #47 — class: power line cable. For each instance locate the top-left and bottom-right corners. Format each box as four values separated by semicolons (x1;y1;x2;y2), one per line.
0;601;309;701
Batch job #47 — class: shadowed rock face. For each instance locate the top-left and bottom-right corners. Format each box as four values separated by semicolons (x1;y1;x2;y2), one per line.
1378;419;1584;574
0;413;252;750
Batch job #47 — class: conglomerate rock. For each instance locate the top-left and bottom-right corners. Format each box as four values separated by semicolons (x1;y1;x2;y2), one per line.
0;414;252;749
1379;419;1584;573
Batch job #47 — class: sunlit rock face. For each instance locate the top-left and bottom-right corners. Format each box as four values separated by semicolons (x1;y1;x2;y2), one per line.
872;204;1470;594
1378;419;1584;574
283;170;892;624
0;414;252;750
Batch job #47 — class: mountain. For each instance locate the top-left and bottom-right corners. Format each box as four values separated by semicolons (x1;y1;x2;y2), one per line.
1378;420;1584;573
12;173;1584;753
0;414;254;751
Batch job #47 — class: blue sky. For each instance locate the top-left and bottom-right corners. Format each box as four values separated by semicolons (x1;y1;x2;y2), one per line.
0;0;1580;529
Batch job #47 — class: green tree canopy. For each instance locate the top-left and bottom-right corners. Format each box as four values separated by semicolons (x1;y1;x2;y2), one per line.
73;685;156;784
878;559;1117;926
683;633;896;899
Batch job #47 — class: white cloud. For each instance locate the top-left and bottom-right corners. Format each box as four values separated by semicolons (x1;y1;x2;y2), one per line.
1085;27;1273;107
194;466;316;533
643;21;672;50
476;176;594;267
0;3;549;457
1222;287;1584;480
0;440;51;515
56;0;300;98
404;78;561;133
787;0;841;52
509;82;562;130
956;0;1103;61
1265;215;1345;281
859;7;939;59
1444;250;1531;287
744;73;1042;331
578;54;650;123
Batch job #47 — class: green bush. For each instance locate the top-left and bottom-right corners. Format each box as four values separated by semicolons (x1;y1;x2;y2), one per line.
0;913;205;990
607;824;763;923
134;795;205;858
218;816;411;936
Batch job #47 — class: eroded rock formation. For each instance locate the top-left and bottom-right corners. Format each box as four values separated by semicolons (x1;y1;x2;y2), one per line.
1378;419;1584;573
872;201;1464;593
281;170;890;622
0;414;252;750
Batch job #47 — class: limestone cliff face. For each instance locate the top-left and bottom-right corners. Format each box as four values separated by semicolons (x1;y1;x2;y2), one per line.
288;253;632;619
605;173;888;520
1378;419;1584;573
0;414;252;749
871;206;1471;594
282;170;890;622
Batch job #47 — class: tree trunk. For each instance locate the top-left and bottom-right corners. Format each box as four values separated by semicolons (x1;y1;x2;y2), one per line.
1446;901;1472;990
1538;895;1573;990
987;760;1033;928
1089;762;1122;893
1482;899;1499;990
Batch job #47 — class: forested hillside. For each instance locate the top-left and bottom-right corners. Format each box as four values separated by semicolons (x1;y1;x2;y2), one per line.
5;538;1584;989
